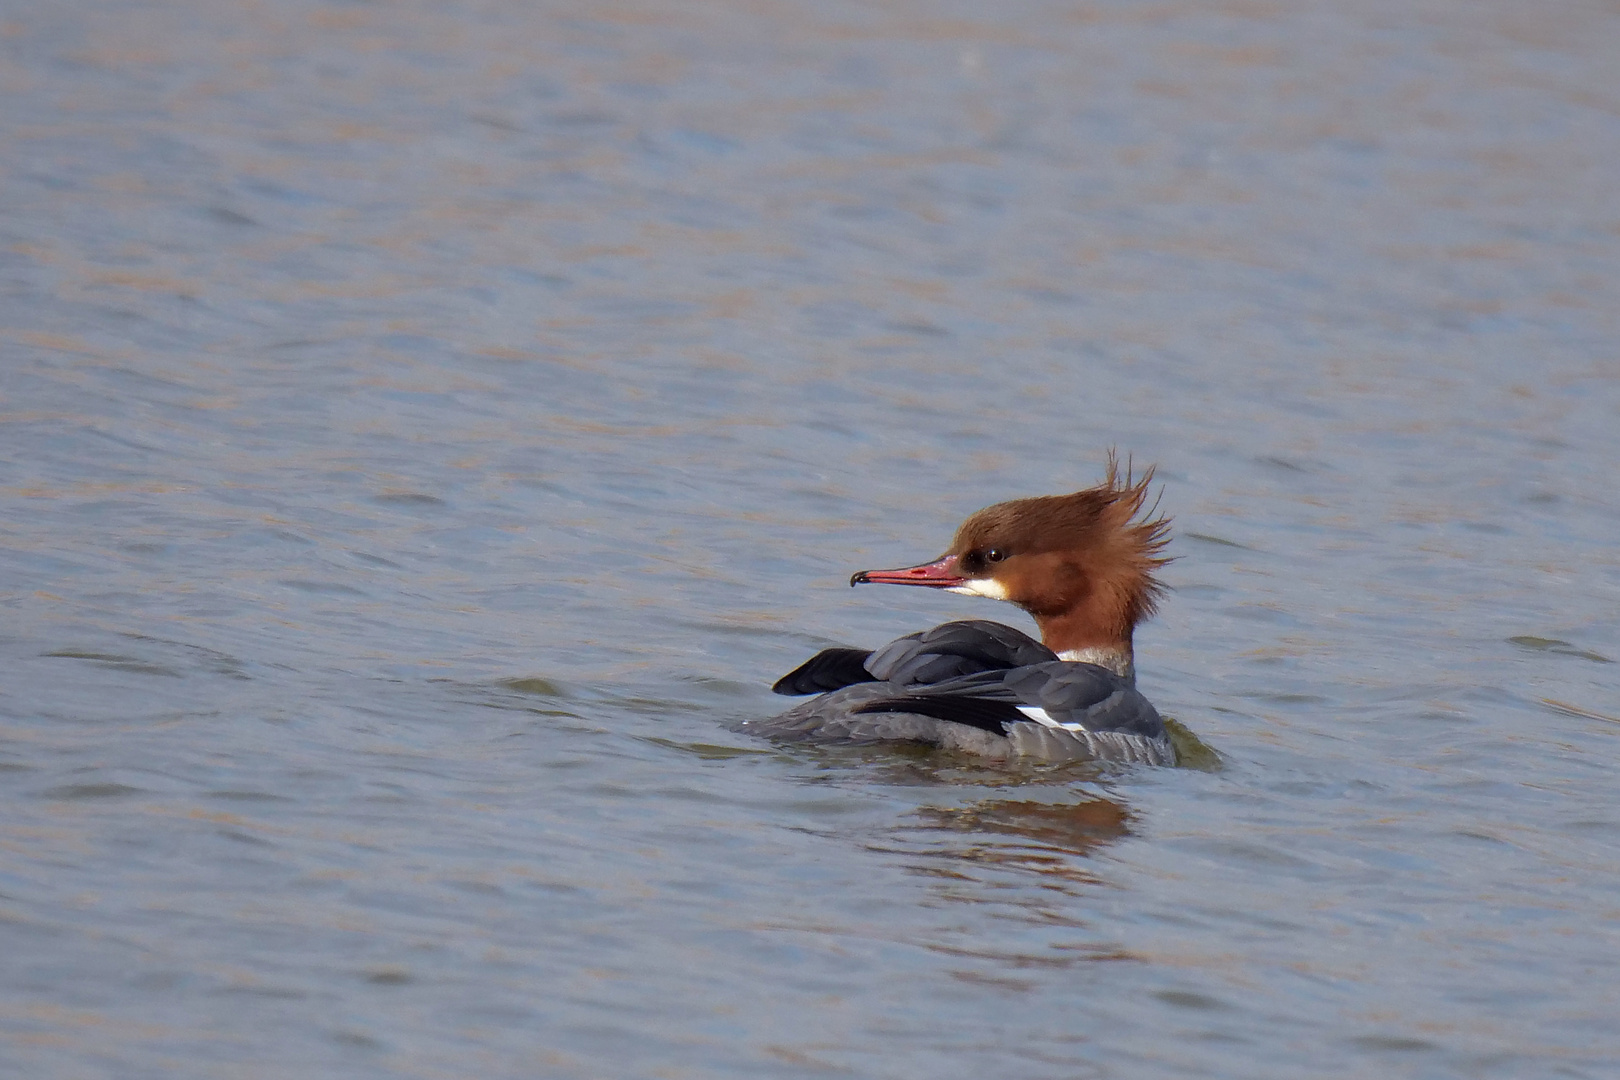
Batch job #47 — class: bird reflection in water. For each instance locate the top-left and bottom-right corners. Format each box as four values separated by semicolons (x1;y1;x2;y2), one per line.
876;792;1133;896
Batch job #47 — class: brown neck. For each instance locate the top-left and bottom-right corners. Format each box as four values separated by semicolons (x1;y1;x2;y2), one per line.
1030;608;1137;682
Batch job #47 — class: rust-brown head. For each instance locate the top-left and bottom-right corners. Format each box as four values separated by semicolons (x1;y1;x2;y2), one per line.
851;456;1171;675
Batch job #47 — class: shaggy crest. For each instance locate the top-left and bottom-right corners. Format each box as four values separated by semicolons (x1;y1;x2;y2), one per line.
1089;450;1173;624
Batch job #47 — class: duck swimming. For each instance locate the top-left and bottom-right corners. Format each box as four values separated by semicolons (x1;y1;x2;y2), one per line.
747;458;1176;765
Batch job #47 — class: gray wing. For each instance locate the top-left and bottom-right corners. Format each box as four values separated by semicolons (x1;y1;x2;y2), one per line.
848;660;1165;739
751;621;1174;765
770;620;1054;697
863;620;1056;686
1004;662;1168;741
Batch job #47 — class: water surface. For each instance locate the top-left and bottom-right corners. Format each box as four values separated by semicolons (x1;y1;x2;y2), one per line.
3;0;1619;1076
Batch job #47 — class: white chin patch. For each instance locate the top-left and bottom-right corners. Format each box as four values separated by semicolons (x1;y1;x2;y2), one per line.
946;578;1009;600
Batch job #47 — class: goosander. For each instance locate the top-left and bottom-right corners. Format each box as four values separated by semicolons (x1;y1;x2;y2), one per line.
748;458;1176;766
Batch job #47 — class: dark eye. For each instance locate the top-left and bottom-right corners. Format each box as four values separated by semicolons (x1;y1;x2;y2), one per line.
984;548;1006;563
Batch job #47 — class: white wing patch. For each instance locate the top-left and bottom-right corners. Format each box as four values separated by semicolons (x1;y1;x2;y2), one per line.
1016;705;1055;726
1016;706;1087;732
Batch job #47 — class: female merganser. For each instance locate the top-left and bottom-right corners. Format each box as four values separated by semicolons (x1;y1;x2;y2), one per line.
749;458;1176;766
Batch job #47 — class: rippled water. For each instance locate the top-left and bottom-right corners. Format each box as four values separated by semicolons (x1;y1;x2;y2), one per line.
4;0;1619;1076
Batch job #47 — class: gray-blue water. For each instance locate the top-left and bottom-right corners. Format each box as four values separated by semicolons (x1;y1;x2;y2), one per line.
3;1;1619;1076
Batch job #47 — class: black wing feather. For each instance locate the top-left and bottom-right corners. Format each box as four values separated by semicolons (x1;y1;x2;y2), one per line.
851;695;1025;735
772;648;876;695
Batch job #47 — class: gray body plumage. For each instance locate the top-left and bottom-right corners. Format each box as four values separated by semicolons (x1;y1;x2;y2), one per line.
747;620;1176;767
